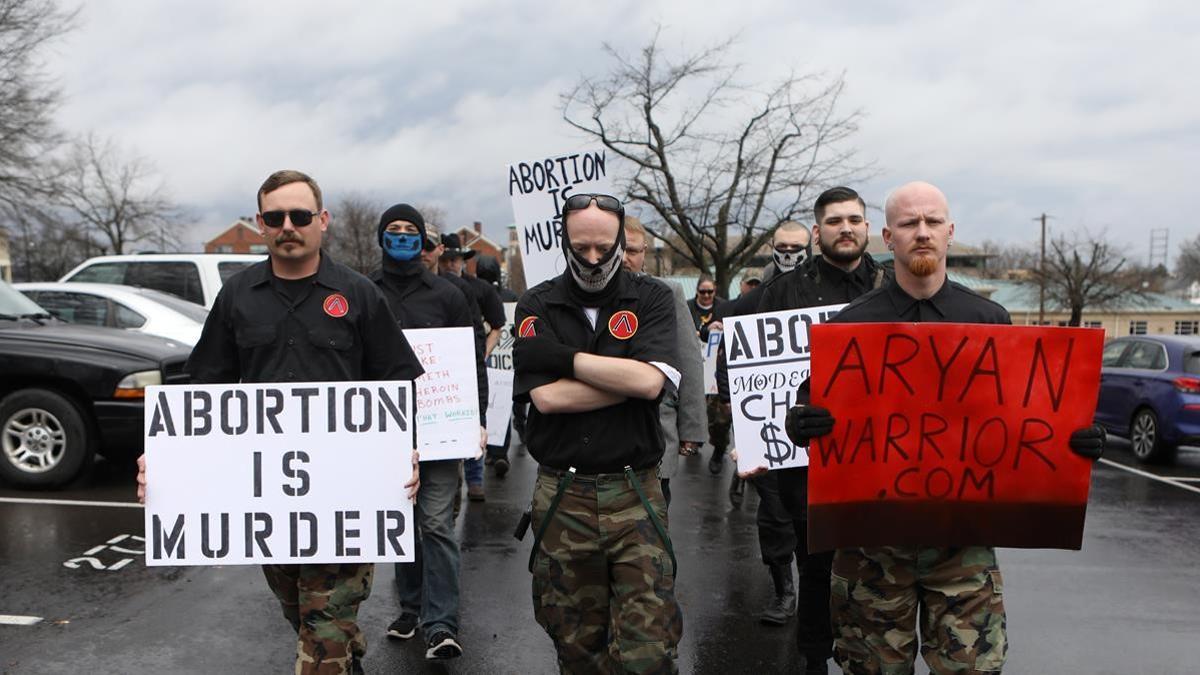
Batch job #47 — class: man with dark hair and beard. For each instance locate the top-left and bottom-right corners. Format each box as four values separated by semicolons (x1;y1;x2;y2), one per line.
514;194;683;672
752;186;889;674
371;204;486;661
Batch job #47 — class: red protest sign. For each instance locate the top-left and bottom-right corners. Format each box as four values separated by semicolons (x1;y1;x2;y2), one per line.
808;323;1104;552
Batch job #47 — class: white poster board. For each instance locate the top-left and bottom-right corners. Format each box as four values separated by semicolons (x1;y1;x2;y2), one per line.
485;302;517;446
702;330;722;395
508;148;614;288
726;304;845;473
144;381;416;566
405;327;481;461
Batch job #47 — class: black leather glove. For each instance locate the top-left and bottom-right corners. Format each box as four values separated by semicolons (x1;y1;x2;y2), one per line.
785;404;835;445
1068;424;1106;460
514;334;579;379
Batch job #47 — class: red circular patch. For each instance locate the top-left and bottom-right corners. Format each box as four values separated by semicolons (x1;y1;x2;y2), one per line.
323;293;349;318
608;310;638;340
518;316;538;338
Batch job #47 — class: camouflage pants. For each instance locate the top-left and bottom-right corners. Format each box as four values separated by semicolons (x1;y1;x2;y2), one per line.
530;468;683;674
262;563;373;675
706;396;730;454
830;546;1006;675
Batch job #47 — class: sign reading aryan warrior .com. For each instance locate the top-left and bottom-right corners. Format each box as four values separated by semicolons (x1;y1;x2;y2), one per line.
143;381;417;566
808;323;1104;552
725;304;846;474
508;148;613;289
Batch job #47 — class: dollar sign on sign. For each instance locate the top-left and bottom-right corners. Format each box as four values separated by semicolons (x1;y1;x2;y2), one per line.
761;421;793;467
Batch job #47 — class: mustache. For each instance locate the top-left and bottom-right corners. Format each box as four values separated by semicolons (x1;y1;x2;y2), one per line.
275;233;304;245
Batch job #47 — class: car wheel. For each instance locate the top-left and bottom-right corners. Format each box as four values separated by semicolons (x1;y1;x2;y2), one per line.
1129;407;1177;464
0;389;94;487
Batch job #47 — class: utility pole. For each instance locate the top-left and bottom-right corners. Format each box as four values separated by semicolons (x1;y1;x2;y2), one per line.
1036;213;1050;325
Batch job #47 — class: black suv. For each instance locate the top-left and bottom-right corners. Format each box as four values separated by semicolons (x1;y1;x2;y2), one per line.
0;281;191;487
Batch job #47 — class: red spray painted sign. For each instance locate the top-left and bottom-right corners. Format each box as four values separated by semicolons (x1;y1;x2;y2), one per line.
808;323;1104;552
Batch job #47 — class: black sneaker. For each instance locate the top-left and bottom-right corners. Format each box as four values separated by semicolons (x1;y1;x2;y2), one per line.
425;631;463;660
386;612;418;640
494;457;510;478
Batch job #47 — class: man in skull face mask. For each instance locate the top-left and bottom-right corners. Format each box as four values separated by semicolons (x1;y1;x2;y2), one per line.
514;193;684;673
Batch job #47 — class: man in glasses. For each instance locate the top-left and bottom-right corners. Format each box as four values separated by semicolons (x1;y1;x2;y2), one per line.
371;204;486;661
139;170;425;675
514;193;683;672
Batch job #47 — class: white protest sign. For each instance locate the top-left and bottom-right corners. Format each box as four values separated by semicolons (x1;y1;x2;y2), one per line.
726;304;845;473
144;381;416;566
485;302;517;446
702;330;722;395
508;149;614;288
405;327;481;461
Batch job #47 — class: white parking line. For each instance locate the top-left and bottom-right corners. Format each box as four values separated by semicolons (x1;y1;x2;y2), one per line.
0;497;142;509
0;615;43;626
1098;459;1200;496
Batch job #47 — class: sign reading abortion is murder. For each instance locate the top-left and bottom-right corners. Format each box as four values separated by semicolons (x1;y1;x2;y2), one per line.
405;327;481;461
808;323;1104;552
144;381;416;566
508;148;613;288
726;304;845;474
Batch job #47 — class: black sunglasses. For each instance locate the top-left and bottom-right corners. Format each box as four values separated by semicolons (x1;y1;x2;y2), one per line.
561;193;623;218
261;210;319;229
697;289;715;295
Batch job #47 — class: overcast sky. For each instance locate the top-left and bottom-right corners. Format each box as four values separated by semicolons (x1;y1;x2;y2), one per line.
45;0;1199;265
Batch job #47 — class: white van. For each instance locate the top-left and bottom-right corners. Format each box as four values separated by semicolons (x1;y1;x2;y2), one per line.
59;253;265;308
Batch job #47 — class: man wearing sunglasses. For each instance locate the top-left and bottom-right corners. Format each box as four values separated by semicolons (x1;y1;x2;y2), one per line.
514;193;683;673
141;170;425;675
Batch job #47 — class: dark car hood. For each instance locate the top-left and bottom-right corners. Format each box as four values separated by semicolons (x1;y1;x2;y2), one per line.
0;321;192;361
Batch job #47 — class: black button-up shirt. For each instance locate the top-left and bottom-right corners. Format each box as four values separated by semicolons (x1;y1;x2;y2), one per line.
834;275;1011;325
513;272;679;473
187;253;424;385
757;254;889;314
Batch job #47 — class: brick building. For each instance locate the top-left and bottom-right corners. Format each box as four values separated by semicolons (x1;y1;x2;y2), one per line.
455;221;504;276
204;218;267;254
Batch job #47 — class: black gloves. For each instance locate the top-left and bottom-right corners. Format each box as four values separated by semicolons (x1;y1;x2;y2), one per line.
514;334;579;379
1069;424;1106;460
785;404;835;445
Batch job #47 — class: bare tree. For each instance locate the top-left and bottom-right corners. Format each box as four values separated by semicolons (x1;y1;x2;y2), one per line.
0;0;75;208
1032;232;1152;326
978;239;1038;278
53;134;181;254
562;30;870;292
1173;233;1200;283
324;193;383;276
1;202;95;281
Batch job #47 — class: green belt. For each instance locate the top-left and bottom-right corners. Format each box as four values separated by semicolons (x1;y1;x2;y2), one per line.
527;465;677;578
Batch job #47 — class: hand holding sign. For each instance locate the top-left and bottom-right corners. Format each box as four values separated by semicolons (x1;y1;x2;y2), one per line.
784;404;834;445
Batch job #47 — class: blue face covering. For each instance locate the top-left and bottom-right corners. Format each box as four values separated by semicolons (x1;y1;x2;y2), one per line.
382;231;422;261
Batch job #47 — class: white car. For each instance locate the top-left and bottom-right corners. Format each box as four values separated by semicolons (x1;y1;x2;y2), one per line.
15;282;209;346
59;253;264;308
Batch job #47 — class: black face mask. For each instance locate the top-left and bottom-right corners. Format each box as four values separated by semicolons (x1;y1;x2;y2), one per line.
561;222;626;304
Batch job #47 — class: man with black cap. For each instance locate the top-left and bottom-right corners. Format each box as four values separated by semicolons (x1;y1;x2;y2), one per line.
372;204;487;661
514;193;683;672
474;254;520;477
440;232;505;502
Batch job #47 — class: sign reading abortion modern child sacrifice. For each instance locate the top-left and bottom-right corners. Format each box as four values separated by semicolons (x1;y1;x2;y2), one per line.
508;148;613;288
808;323;1104;552
144;381;416;566
725;304;846;474
405;327;481;461
485;303;517;446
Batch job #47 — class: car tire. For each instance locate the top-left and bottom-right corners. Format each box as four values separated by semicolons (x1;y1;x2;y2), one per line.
1129;407;1177;465
0;388;94;488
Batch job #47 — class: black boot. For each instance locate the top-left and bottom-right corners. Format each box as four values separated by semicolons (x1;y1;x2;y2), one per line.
708;446;726;475
728;473;745;508
759;563;797;625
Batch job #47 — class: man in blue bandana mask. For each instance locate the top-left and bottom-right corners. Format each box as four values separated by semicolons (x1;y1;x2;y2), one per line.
371;203;487;662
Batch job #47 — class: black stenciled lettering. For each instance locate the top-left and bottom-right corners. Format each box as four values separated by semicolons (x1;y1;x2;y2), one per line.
336;511;361;556
344;386;372;432
958;337;1004;405
377;510;406;556
186;390;211;436
290;512;318;557
929;335;969;402
1015;418;1057;471
327;386;337;432
884;413;911;462
244;512;273;557
282;451;311;497
219;390;249;435
973;417;1008;468
200;512;229;558
787;315;805;354
1022;337;1075;413
291;388;318;433
823;337;871;398
728;321;753;362
152;513;185;559
918;413;948;461
252;451;262;497
377;386;408;432
257;388;284;434
879;333;919;396
148;391;176;437
796;314;813;354
760;317;784;357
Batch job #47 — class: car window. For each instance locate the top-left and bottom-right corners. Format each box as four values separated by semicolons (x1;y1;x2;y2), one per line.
114;303;147;328
218;261;256;283
126;262;204;305
139;289;209;322
1124;341;1167;370
31;291;110;326
1101;341;1128;367
1185;351;1200;375
68;262;128;284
